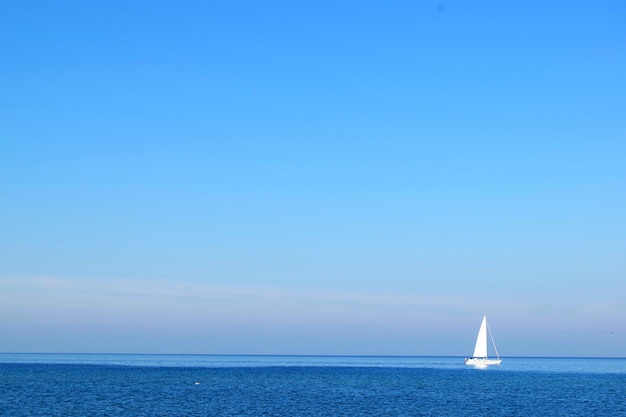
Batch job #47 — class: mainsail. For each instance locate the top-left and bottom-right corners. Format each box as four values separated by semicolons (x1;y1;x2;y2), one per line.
472;315;488;358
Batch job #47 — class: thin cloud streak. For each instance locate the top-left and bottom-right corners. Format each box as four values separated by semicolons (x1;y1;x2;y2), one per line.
2;276;624;324
1;275;473;309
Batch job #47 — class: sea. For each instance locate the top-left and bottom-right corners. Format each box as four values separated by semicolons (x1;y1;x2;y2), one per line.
1;354;625;416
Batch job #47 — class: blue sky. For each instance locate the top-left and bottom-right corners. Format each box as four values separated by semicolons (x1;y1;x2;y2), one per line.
1;1;625;356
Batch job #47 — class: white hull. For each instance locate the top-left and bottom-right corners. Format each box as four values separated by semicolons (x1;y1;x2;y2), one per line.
464;357;502;366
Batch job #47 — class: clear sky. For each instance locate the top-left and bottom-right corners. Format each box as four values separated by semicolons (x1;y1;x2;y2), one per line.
1;1;625;357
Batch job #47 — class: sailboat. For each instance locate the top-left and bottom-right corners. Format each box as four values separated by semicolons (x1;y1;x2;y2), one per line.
464;314;502;366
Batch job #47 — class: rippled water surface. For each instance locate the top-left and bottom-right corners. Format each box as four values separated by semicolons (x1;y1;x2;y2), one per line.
1;355;625;416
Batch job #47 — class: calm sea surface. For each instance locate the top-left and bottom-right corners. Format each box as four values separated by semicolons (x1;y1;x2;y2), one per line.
1;354;625;416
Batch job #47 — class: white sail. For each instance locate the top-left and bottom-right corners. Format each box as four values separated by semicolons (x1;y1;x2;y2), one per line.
472;315;488;358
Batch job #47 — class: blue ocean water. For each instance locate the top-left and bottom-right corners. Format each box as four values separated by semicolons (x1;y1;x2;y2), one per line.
1;355;625;416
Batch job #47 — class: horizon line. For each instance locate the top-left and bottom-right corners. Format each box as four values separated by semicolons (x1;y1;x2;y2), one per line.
2;352;625;360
